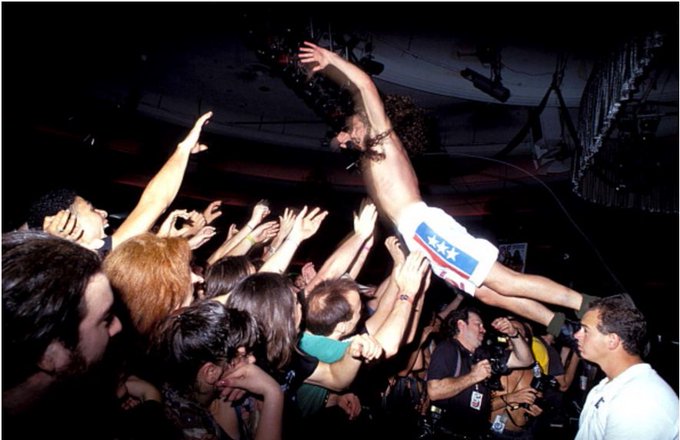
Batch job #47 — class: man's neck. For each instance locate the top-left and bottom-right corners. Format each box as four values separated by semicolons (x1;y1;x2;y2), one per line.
603;355;643;380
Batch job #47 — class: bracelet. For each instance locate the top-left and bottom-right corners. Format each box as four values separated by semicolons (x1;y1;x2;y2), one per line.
245;223;254;231
508;332;520;339
245;234;256;244
398;294;414;304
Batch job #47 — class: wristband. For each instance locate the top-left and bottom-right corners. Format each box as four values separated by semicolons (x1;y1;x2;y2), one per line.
398;294;414;304
508;332;520;339
245;234;256;244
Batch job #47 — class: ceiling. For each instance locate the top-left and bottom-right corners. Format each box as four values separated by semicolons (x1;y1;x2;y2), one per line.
1;2;679;359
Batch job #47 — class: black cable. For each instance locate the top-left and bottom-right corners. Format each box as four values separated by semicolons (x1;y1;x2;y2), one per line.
444;151;627;292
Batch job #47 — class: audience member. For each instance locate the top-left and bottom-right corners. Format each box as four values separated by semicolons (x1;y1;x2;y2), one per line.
150;299;283;440
573;295;679;440
426;307;533;438
25;112;213;256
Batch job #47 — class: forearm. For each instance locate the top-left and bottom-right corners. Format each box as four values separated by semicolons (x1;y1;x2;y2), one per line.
308;233;365;288
254;390;284;440
507;336;534;368
364;275;398;335
258;237;301;274
427;373;481;401
371;299;414;358
348;240;372;279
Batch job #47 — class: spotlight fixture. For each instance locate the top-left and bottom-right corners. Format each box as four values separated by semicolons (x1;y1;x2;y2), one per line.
460;68;510;102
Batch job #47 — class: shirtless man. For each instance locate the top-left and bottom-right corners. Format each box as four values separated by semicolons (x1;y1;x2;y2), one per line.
298;41;595;336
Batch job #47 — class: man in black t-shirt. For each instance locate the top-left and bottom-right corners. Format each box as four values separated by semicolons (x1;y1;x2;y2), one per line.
427;307;533;438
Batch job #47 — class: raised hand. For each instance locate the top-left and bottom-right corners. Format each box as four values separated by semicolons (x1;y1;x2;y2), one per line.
178;111;212;155
289;206;328;242
385;235;407;267
394;251;429;296
248;199;271;228
203;200;223;225
187;226;217;250
353;200;377;240
251;220;280;244
298;41;334;73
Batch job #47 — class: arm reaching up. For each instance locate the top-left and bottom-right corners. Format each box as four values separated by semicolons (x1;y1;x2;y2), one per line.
112;111;212;250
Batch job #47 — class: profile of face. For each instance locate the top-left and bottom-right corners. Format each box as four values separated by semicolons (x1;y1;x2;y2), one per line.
460;312;486;350
71;196;109;242
71;273;122;372
574;309;607;363
336;114;368;151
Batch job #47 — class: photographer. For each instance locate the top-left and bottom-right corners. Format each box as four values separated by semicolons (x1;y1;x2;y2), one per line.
489;318;546;439
426;307;533;439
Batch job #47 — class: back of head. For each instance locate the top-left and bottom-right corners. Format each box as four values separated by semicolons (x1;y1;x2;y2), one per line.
226;272;297;372
103;232;192;338
26;188;78;229
590;295;648;357
305;278;358;336
149;300;259;392
204;256;255;299
3;230;101;388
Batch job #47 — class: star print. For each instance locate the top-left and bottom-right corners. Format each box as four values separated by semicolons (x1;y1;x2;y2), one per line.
436;241;449;254
427;235;439;247
447;247;459;261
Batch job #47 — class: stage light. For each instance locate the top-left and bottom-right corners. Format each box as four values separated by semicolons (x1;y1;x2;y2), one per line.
461;68;511;102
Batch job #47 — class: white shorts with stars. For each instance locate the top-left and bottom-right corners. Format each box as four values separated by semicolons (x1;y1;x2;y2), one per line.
397;202;498;295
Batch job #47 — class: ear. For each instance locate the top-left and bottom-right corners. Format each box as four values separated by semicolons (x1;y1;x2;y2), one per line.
38;341;71;374
607;333;621;350
198;362;223;385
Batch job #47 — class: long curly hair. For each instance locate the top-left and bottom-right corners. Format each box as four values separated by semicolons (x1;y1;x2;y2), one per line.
382;94;429;157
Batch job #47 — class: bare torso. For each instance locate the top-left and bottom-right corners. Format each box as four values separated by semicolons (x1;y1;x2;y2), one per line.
361;132;422;225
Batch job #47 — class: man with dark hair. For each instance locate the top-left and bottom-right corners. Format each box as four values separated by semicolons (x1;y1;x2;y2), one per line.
24;112;213;256
574;295;678;440
427;307;533;438
2;230;123;437
298;41;596;341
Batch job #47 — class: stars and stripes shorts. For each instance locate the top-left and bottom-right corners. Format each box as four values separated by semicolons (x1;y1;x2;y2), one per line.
397;202;498;295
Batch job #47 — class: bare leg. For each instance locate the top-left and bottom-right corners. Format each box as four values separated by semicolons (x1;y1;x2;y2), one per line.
483;262;584;311
475;285;556;327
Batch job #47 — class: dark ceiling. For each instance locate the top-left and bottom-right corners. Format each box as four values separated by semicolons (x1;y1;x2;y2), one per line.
2;3;678;354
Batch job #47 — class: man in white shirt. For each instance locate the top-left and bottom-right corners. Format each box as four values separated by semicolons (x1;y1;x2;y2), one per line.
574;295;678;440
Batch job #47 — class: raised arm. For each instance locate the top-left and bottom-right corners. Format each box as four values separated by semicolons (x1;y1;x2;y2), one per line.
367;251;430;358
259;206;328;274
304;333;383;391
305;200;377;291
491;317;534;369
299;42;390;134
207;200;270;266
111;111;212;249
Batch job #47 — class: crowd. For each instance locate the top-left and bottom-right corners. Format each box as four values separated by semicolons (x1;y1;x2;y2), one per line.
4;40;678;440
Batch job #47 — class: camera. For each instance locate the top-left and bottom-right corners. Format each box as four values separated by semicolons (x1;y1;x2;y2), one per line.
519;374;558;409
473;332;511;391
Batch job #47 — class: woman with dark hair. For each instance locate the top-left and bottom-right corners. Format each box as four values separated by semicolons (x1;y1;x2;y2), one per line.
225;272;383;437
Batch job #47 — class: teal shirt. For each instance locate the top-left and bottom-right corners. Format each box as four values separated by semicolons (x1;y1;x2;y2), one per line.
296;333;351;417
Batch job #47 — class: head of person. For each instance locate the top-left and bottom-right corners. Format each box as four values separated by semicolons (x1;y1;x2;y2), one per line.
305;278;362;339
26;188;109;245
3;230;122;392
225;272;300;373
103;233;201;339
203;255;256;300
575;295;648;363
341;94;428;159
149;300;259;396
444;307;485;352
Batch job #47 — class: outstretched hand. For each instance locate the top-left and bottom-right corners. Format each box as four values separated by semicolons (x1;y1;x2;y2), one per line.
178;111;212;154
298;41;333;73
